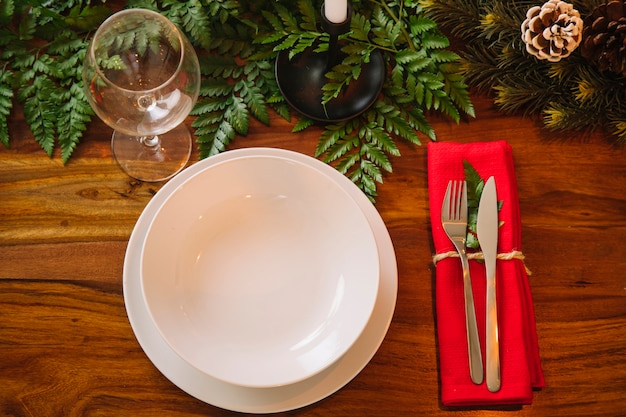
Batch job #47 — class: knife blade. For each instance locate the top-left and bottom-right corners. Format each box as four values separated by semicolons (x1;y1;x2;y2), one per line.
476;176;501;392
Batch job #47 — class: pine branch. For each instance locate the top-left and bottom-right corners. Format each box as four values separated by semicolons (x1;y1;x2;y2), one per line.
478;0;537;47
609;117;626;143
419;0;482;40
422;0;626;147
543;101;605;133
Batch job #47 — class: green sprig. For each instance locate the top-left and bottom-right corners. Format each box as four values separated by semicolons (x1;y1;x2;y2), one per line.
0;0;110;162
256;0;473;199
1;0;474;202
463;160;503;249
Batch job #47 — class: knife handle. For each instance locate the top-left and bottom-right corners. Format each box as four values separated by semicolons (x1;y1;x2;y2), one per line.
486;267;501;392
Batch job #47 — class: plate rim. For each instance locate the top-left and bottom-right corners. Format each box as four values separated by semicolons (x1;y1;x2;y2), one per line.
123;147;398;413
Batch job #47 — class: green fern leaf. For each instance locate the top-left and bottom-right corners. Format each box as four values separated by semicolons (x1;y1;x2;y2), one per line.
292;117;314;132
261;10;284;33
434;92;461;123
395;49;423;64
429;49;460;63
408;56;433;72
418;72;445;90
298;0;318;32
200;78;233;96
237;79;270;125
440;63;475;118
409;14;438;35
228;95;249;134
315;123;347;157
322;133;360;163
192;112;224;130
32;54;62;78
18;5;38;41
63;5;111;32
345;158;378;202
274;34;300;52
12;53;36;75
387;113;421;146
335;151;360;174
197;118;235;158
199;54;239;78
289;33;317;59
272;102;292;121
259;31;286;45
371;6;401;47
405;107;436;141
21;76;57;156
359;135;392;173
390;62;405;86
191;96;230;114
359;156;384;183
180;3;213;50
421;32;450;49
0;0;15;27
57;82;93;163
350;12;371;42
0;116;8;148
369;102;413;149
0;69;14;147
274;3;299;32
125;0;158;8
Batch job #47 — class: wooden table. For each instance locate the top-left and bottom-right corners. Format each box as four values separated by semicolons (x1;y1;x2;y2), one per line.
1;94;625;416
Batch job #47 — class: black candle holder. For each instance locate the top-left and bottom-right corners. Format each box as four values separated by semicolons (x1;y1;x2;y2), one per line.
275;3;385;122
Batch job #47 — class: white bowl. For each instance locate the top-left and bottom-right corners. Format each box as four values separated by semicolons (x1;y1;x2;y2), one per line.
140;153;379;388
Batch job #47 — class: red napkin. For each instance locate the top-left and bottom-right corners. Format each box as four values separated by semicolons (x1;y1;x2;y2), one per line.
428;140;545;406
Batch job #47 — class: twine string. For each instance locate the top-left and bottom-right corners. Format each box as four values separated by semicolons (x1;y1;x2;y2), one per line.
432;250;532;275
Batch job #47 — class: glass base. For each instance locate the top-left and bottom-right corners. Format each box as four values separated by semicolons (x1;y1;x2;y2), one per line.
111;123;192;182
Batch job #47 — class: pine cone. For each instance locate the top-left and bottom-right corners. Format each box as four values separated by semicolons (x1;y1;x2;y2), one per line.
580;1;626;77
521;0;583;62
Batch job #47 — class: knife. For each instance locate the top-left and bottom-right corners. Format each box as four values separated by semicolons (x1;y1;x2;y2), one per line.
476;176;501;392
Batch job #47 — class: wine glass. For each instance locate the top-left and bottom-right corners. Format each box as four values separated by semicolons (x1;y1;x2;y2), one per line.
83;8;201;182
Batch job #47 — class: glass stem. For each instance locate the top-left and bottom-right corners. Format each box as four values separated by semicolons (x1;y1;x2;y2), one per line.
141;135;161;149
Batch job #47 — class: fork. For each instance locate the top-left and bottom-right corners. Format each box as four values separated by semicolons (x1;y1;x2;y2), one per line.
441;180;484;385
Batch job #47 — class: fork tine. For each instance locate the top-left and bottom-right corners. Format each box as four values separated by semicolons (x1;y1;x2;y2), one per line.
452;180;461;221
460;180;468;222
442;180;452;220
447;180;458;221
449;180;466;222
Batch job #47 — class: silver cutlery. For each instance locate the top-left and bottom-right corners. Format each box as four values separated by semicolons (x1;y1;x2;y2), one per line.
441;180;484;385
476;176;501;392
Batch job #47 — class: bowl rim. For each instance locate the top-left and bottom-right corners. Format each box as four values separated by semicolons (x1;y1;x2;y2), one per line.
139;152;380;387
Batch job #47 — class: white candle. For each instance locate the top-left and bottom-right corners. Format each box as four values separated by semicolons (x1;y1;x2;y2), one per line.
324;0;348;23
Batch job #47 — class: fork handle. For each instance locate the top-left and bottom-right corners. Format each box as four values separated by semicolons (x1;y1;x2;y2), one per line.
460;253;484;385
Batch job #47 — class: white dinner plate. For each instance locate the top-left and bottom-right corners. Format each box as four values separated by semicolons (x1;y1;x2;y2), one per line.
140;154;380;387
123;148;397;413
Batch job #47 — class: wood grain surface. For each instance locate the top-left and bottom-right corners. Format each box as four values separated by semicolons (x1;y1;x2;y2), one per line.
2;93;626;416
